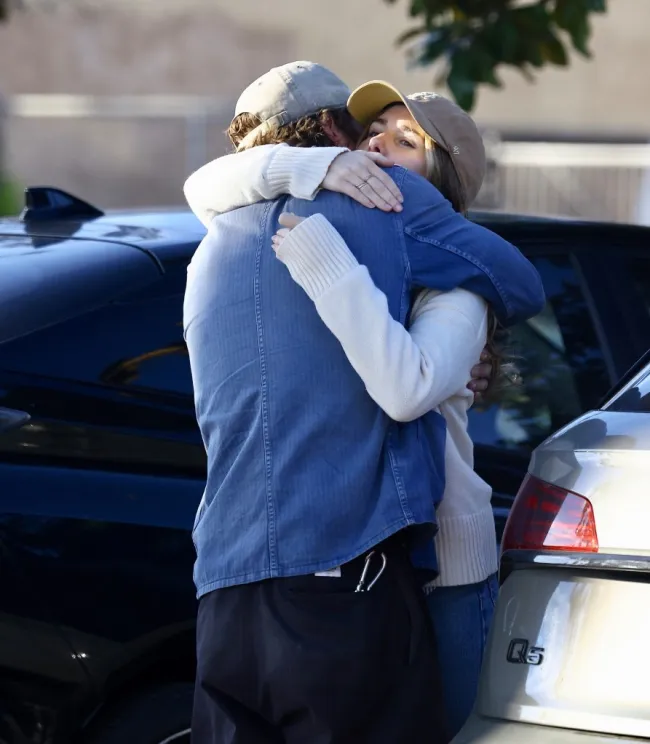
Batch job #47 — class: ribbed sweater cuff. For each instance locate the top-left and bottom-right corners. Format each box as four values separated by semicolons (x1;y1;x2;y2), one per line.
266;145;348;200
275;213;359;300
426;504;498;588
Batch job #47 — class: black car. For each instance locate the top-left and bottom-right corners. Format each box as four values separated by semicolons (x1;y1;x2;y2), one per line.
1;188;649;744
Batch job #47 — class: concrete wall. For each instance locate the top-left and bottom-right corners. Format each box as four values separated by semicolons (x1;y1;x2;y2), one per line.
204;0;650;136
7;0;649;132
1;4;290;204
2;0;649;208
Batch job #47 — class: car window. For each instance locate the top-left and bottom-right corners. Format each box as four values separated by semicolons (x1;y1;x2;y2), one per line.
468;253;611;451
627;256;650;318
0;293;192;397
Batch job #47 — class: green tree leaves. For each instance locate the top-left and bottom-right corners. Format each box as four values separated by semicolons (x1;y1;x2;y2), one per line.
0;178;20;217
386;0;607;110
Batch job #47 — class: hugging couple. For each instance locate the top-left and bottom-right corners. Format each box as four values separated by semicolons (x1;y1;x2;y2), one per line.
183;61;545;744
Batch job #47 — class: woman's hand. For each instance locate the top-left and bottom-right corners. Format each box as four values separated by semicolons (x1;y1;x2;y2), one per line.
322;151;403;212
467;351;493;403
272;213;305;258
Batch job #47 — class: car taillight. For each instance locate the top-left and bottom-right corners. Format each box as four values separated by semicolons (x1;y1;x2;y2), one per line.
501;474;598;554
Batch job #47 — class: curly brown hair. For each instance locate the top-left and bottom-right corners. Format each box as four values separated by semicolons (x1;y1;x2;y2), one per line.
227;108;362;152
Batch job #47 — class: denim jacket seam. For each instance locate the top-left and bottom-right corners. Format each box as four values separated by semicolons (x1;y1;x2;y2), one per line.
387;440;415;523
403;226;514;318
255;201;278;571
395;214;413;325
380;208;415;523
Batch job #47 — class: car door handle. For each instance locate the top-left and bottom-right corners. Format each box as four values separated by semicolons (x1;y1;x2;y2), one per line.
0;407;31;433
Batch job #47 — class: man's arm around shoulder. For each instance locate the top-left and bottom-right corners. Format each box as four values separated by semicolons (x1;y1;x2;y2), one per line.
392;168;545;326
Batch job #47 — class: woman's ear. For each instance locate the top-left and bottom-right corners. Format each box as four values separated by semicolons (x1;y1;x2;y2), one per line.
322;113;353;148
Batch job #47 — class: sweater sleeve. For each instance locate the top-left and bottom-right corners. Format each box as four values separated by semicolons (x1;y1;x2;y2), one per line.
274;214;489;421
183;144;347;227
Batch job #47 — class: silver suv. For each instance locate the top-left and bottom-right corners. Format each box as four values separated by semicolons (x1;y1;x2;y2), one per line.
455;352;650;743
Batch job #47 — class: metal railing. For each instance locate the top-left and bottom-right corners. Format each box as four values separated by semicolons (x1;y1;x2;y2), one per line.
3;93;650;223
6;94;234;175
479;137;650;224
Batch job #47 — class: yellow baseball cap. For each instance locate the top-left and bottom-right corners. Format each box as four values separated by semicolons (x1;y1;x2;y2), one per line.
348;81;486;206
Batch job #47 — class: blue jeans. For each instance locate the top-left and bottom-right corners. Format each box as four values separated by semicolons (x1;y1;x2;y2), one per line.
424;574;499;739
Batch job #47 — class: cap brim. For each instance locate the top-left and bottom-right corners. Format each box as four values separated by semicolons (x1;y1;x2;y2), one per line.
347;80;449;153
347;81;406;127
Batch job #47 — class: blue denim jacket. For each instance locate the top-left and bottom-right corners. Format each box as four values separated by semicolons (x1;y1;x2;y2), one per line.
184;166;545;597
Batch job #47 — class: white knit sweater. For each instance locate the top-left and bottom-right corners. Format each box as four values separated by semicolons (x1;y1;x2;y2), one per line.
184;145;498;587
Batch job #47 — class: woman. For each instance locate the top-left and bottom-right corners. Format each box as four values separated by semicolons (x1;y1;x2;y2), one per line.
184;82;505;738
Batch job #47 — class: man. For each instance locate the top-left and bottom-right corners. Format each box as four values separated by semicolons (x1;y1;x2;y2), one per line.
184;61;545;744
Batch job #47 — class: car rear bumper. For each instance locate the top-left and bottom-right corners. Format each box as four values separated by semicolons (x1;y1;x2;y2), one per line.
453;714;646;744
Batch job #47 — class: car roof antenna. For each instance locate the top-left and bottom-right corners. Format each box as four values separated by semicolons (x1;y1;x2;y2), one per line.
20;187;105;223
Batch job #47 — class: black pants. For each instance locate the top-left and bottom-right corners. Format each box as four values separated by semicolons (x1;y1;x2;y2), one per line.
192;536;449;744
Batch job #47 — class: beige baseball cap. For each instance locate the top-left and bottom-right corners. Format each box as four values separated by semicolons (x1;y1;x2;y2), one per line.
234;61;350;151
347;81;486;206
